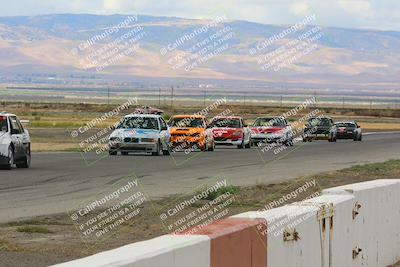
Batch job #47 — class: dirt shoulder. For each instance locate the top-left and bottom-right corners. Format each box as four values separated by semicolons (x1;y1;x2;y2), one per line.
1;159;400;267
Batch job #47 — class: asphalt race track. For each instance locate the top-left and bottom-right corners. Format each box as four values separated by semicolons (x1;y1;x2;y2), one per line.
0;132;399;223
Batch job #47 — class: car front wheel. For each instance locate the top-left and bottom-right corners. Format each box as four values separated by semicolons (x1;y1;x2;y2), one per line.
16;146;31;168
162;142;171;155
152;141;162;156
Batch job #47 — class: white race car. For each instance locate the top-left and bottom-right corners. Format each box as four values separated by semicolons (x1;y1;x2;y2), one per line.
0;112;31;169
250;116;294;146
109;114;171;156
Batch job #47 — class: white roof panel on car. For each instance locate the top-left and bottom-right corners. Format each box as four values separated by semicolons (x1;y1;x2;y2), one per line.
124;114;162;118
0;111;16;117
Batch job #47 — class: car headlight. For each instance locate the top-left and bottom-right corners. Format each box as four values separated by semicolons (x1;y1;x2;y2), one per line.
109;137;121;142
141;138;157;143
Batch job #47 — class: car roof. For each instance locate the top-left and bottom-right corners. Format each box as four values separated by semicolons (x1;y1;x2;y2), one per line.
172;115;206;119
0;111;16;117
335;121;356;124
124;114;162;119
309;117;332;119
256;116;286;120
212;116;242;120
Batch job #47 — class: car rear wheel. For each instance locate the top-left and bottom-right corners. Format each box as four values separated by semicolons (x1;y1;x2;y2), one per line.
1;146;14;170
162;142;171;155
109;150;117;155
16;146;31;168
237;137;245;149
245;140;251;148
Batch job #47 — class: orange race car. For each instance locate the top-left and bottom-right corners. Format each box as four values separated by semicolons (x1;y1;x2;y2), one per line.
168;115;215;152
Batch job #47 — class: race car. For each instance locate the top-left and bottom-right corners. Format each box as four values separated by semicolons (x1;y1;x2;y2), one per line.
168;115;214;152
134;106;164;115
109;114;170;156
303;117;337;142
208;116;251;149
0;112;31;169
335;121;362;141
250;117;294;146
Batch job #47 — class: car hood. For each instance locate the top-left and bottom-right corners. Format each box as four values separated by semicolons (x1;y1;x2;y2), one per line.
170;127;205;135
212;128;242;137
250;126;284;134
110;129;160;138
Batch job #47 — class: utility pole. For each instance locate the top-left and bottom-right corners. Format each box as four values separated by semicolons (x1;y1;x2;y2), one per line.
171;86;174;108
158;88;161;106
314;91;317;108
243;92;246;107
107;86;110;105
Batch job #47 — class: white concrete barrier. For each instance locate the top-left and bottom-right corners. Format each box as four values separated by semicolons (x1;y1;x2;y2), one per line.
53;179;400;267
53;235;210;267
323;179;400;266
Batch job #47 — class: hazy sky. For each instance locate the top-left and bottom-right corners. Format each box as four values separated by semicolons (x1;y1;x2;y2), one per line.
2;0;400;31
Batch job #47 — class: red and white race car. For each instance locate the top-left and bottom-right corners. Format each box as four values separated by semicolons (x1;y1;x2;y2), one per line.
134;106;164;115
208;116;251;149
250;117;294;146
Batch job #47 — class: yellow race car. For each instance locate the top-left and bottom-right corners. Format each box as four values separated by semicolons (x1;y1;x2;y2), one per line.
169;115;215;152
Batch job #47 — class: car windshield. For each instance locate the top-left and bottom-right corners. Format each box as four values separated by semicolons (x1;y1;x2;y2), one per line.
335;123;356;128
117;117;159;130
308;118;332;127
169;117;205;128
0;116;7;132
253;118;285;127
209;118;241;128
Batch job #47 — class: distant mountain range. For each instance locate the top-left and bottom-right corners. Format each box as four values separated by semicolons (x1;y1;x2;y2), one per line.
0;14;399;90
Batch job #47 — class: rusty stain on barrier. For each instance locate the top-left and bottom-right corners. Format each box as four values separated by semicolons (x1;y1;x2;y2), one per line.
352;246;362;259
352;202;362;220
283;229;300;242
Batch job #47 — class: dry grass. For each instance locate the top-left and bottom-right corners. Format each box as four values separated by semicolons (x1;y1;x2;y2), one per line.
358;122;400;131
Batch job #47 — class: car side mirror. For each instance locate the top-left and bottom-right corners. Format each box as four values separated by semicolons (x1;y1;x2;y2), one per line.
357;125;360;128
11;129;19;135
